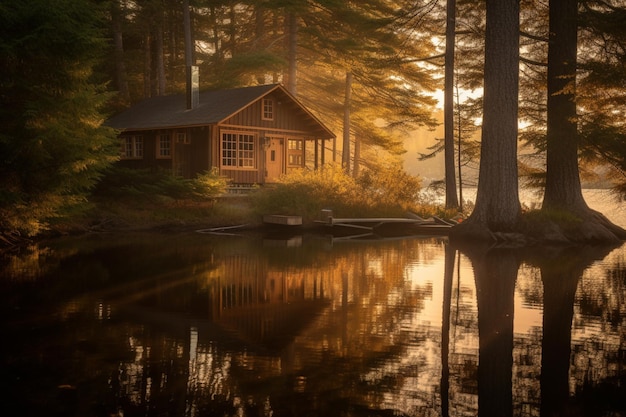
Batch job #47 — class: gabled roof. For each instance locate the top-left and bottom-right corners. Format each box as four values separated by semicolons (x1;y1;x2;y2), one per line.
106;84;335;139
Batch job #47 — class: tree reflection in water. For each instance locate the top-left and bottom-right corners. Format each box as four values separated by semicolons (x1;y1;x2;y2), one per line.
1;233;625;416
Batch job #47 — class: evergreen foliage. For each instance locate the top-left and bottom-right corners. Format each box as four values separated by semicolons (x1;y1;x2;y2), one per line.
0;0;118;237
94;167;228;202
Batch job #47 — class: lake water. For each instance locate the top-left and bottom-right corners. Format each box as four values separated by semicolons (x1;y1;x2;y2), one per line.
1;189;625;417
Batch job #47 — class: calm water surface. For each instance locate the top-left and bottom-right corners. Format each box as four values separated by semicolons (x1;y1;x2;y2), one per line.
1;190;625;417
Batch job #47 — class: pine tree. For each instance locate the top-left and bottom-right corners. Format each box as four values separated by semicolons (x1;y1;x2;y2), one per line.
541;0;626;241
0;0;118;238
452;0;522;239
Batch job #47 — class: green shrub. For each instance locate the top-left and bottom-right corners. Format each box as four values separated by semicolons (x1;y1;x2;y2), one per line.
251;164;423;221
94;167;228;202
191;168;230;199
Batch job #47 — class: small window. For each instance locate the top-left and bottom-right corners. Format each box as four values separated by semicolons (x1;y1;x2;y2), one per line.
288;139;302;151
121;135;143;159
177;132;189;144
157;134;171;158
287;139;303;167
262;98;274;121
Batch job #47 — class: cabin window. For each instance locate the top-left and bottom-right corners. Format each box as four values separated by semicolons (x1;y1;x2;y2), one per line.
262;98;274;121
287;139;303;167
121;135;143;159
176;132;189;144
221;132;256;169
157;134;171;158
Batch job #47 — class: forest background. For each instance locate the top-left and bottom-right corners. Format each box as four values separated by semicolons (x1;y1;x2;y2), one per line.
1;0;625;242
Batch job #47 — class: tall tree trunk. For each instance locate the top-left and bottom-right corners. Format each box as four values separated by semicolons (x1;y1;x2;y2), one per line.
156;23;166;96
168;4;178;88
456;81;464;211
342;72;352;174
460;0;521;233
286;11;298;94
539;0;626;242
272;11;280;83
353;134;360;177
444;0;459;209
542;0;585;212
183;0;193;68
228;5;237;58
111;0;130;102
255;5;267;84
143;32;152;98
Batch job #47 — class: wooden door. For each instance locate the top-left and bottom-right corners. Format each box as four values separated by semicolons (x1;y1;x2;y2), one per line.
265;137;284;182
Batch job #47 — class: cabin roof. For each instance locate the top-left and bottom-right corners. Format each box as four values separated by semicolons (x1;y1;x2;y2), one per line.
106;84;335;139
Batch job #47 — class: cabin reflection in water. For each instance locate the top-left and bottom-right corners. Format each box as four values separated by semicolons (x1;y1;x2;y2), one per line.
115;250;337;415
109;236;443;416
4;233;625;416
213;255;330;351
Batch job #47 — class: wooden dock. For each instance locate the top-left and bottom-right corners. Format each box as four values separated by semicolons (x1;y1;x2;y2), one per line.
263;214;303;226
315;209;456;235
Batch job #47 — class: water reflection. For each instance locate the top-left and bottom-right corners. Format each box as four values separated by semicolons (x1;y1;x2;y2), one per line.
1;232;625;416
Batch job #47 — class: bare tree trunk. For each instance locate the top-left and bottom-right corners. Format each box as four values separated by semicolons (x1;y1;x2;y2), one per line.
228;5;237;58
286;11;298;95
462;0;521;232
168;5;178;88
183;0;193;68
255;5;267;84
272;11;280;83
444;0;459;209
156;24;166;95
353;134;360;177
342;72;352;174
456;81;464;211
143;32;151;98
543;0;585;212
111;0;129;102
539;0;626;242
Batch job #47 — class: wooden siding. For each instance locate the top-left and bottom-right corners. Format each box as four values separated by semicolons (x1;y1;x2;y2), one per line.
118;127;211;179
118;131;171;172
221;92;317;135
220;168;263;184
189;126;210;177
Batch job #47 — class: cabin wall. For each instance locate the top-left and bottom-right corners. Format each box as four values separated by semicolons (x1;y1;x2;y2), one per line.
117;131;171;172
118;127;210;179
222;91;314;133
188;126;210;177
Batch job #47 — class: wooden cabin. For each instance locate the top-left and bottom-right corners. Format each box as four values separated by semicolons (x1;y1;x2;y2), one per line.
106;83;335;185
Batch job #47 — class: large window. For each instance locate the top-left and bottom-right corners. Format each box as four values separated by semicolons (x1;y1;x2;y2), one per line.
262;98;274;121
157;134;171;158
221;132;256;168
287;139;303;166
121;135;143;159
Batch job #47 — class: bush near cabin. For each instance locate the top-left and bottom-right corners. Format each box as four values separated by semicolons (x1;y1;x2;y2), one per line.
250;164;424;222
